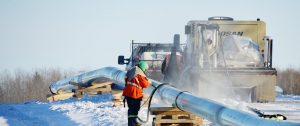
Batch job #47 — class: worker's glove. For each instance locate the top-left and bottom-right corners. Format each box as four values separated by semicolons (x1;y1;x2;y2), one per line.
148;79;152;84
261;114;287;121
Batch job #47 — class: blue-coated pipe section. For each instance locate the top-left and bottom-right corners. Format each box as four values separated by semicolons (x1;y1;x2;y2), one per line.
50;67;126;94
161;87;300;126
50;67;300;126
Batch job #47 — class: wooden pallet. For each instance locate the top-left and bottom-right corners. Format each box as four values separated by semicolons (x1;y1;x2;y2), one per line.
150;107;203;126
112;89;124;107
47;81;112;101
74;81;112;98
47;92;75;101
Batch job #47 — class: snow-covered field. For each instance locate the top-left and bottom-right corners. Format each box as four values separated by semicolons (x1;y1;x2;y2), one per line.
0;94;300;126
0;94;152;126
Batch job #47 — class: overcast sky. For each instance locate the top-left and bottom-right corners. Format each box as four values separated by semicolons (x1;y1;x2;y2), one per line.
0;0;299;72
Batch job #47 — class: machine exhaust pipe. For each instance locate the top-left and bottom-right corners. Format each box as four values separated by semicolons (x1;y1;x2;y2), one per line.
50;67;299;126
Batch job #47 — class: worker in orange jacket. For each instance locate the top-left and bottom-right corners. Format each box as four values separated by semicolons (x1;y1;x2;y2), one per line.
123;61;151;126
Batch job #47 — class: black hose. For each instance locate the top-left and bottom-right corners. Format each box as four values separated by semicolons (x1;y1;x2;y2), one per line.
137;83;169;123
174;91;189;111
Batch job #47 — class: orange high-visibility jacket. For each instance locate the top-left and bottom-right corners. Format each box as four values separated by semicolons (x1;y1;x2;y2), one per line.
122;66;151;99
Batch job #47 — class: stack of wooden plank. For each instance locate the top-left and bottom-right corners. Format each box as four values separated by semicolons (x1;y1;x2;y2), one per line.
74;81;112;98
47;81;112;101
150;107;203;126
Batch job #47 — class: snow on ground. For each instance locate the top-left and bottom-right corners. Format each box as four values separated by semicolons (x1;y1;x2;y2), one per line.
49;94;153;126
0;94;300;126
0;100;77;126
49;94;129;126
0;94;152;126
220;95;300;122
276;95;300;101
247;95;300;122
0;116;9;126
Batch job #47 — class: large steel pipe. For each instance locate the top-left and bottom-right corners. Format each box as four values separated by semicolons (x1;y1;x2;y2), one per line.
50;67;300;126
50;67;126;94
156;85;299;126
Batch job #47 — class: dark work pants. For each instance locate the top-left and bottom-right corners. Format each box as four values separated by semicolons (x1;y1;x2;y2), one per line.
125;96;142;126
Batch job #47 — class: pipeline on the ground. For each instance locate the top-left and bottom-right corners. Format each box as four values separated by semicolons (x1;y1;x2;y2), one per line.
49;67;300;126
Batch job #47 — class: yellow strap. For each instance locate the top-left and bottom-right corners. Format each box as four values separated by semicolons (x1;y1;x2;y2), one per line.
128;115;137;118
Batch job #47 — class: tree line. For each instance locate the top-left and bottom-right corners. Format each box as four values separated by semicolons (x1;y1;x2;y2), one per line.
0;68;300;103
277;68;300;95
0;68;77;103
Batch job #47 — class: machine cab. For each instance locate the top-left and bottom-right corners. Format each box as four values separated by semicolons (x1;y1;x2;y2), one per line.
118;42;183;81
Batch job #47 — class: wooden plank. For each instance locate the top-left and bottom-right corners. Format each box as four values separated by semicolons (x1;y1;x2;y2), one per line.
112;89;123;94
76;82;112;94
97;90;112;94
113;99;123;102
153;118;203;126
154;122;160;126
153;111;190;115
91;80;112;86
86;92;98;95
82;87;111;92
112;89;124;107
98;85;112;94
155;119;199;123
74;90;84;99
151;107;203;126
150;107;190;115
113;102;123;107
190;115;196;120
151;107;181;112
86;81;112;90
172;115;178;120
155;115;163;120
48;81;112;101
47;93;74;101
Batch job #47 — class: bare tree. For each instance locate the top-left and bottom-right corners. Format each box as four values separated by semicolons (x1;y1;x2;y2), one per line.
0;68;77;103
277;68;300;95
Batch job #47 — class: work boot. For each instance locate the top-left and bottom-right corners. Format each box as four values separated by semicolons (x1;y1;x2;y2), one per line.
129;117;142;126
134;117;142;126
